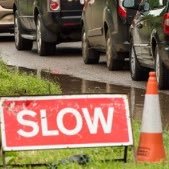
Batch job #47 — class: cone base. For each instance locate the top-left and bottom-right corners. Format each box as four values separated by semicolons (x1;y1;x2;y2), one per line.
137;133;166;163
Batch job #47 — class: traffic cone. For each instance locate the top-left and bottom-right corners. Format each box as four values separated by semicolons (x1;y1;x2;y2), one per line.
136;72;166;163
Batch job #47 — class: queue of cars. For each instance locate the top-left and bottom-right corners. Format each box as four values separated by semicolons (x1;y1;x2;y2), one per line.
0;0;169;89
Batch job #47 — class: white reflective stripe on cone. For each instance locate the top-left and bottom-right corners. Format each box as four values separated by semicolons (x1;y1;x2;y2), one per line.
141;95;162;133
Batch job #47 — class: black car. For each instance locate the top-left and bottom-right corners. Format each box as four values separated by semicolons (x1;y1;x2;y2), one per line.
123;0;169;89
13;0;83;56
81;0;138;70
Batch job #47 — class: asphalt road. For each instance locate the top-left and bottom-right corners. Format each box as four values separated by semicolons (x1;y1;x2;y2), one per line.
0;34;168;94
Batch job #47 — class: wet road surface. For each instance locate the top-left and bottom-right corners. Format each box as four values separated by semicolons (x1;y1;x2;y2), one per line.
55;74;169;130
0;34;147;90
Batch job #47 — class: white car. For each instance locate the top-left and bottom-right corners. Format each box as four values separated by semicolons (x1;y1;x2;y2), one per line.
0;0;13;33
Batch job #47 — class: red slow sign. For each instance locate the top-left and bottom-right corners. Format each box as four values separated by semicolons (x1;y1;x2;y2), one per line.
0;95;133;151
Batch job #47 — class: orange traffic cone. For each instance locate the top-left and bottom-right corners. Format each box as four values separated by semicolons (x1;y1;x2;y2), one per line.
136;72;166;163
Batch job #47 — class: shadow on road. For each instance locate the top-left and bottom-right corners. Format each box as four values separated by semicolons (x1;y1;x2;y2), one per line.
31;47;82;57
55;46;82;56
99;60;130;70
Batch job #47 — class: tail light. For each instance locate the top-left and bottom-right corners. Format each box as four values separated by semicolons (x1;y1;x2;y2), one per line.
118;0;127;18
48;0;60;12
163;13;169;35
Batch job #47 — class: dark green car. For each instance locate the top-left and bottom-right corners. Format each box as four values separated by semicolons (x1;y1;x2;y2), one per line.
13;0;83;56
123;0;169;89
82;0;137;70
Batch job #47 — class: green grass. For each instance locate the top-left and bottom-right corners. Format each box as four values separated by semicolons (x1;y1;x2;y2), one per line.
0;61;61;96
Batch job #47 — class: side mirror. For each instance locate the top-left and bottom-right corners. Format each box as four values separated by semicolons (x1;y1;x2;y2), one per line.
142;2;150;11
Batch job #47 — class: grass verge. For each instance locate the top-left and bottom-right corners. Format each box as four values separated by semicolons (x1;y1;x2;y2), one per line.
0;61;61;96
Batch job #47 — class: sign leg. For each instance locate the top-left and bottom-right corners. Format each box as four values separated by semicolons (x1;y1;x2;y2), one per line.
123;146;128;163
2;150;6;169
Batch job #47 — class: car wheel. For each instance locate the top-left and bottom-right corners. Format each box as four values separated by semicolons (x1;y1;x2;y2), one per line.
130;43;148;80
106;30;122;70
14;10;33;50
82;27;100;64
155;45;169;90
36;15;56;56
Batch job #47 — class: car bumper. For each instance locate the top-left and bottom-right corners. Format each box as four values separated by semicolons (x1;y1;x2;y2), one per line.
110;24;130;55
42;12;82;41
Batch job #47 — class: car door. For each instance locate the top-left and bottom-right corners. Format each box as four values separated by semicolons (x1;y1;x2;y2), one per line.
134;0;165;67
84;0;93;40
0;0;13;23
146;0;167;67
27;0;34;30
132;2;152;66
17;0;29;30
90;0;105;47
0;0;13;8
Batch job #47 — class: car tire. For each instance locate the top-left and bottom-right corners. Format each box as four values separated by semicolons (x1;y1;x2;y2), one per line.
14;10;33;50
36;15;56;56
130;43;148;81
155;45;169;90
82;27;100;64
106;30;122;70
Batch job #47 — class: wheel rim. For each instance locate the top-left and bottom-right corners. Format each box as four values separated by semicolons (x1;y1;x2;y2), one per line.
130;46;136;77
106;37;111;67
82;32;88;61
14;15;19;46
155;48;160;84
37;19;42;54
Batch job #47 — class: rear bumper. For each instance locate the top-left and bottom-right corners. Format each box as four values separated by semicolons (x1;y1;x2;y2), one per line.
110;21;130;56
110;31;130;57
41;12;82;42
59;16;82;41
